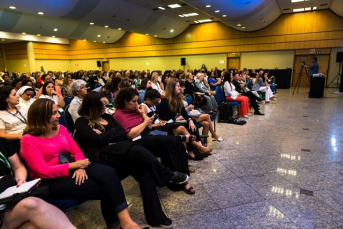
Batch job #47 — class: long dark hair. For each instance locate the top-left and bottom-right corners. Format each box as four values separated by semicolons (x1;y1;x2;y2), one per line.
223;72;232;89
139;78;150;90
78;91;103;121
0;86;13;110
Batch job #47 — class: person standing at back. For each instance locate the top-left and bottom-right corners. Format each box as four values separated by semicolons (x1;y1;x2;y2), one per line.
303;57;319;79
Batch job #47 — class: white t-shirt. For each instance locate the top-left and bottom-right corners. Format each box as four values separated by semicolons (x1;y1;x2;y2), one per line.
39;94;59;105
0;106;28;134
151;82;163;94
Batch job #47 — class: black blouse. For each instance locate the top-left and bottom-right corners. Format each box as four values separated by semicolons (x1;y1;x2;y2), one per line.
0;138;15;176
159;98;190;122
75;114;131;161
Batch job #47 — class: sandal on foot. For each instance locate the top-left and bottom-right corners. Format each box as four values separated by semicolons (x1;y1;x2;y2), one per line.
188;165;195;173
179;135;196;143
212;136;223;142
187;153;203;161
197;146;212;154
183;182;195;195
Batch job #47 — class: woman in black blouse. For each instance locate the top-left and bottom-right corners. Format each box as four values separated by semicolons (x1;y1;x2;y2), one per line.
75;92;188;227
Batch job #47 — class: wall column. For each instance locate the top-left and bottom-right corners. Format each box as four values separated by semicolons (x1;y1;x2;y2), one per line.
27;42;35;72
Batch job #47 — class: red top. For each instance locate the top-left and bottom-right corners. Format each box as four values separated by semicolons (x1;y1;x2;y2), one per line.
113;108;143;133
21;125;85;179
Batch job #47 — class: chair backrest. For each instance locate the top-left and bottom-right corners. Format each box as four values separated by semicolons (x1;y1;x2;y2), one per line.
64;96;74;107
185;94;193;105
216;86;224;104
63;104;75;134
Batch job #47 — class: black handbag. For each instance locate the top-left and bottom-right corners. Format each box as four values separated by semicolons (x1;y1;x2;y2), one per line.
58;152;75;164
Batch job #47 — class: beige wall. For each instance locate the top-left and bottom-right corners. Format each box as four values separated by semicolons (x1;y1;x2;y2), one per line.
241;50;295;70
6;59;31;73
70;59;100;72
35;60;71;72
328;48;343;87
109;53;227;72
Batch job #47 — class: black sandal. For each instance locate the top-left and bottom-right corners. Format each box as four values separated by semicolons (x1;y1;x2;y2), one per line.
183;182;195;195
179;135;196;143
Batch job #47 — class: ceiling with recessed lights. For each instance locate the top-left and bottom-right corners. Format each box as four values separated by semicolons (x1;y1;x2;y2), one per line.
0;0;342;44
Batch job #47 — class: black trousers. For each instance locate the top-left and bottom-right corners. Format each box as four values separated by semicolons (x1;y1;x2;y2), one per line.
41;163;126;227
136;135;189;176
99;145;174;225
241;91;259;112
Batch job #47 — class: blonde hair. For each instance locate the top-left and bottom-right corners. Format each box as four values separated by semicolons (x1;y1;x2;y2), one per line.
151;72;158;82
184;72;193;82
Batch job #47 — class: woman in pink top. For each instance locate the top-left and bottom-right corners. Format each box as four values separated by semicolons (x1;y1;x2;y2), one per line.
21;99;141;229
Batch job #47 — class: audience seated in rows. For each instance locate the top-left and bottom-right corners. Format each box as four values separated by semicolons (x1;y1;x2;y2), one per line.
21;99;141;229
194;73;218;112
113;88;195;194
74;91;188;228
179;80;223;141
252;70;276;103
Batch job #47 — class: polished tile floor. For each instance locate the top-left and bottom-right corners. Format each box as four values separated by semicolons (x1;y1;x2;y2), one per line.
67;87;343;229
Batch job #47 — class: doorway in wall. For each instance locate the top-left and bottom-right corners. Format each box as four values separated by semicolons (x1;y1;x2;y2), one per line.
102;61;110;72
227;57;240;70
292;55;329;87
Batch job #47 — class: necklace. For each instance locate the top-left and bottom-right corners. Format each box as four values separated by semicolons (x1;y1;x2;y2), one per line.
5;107;26;124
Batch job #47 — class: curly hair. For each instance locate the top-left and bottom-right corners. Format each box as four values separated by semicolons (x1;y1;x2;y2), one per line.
114;88;138;109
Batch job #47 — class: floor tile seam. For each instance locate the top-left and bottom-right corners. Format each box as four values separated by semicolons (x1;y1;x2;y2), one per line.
191;175;239;186
263;198;304;228
222;199;299;227
311;190;343;214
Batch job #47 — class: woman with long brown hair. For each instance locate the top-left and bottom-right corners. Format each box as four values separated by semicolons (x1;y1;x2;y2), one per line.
159;79;212;156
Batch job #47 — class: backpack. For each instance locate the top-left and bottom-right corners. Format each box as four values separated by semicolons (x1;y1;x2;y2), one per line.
218;102;246;125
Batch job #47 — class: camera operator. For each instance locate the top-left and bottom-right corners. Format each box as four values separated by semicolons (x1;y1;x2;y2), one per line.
302;57;319;80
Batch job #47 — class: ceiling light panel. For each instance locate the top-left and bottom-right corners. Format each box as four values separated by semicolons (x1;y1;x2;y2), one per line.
291;0;304;2
158;7;165;10
293;8;305;12
179;13;199;17
197;19;212;23
168;4;181;8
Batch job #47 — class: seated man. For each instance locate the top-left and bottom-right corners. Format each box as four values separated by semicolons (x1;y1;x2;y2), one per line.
93;82;114;104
